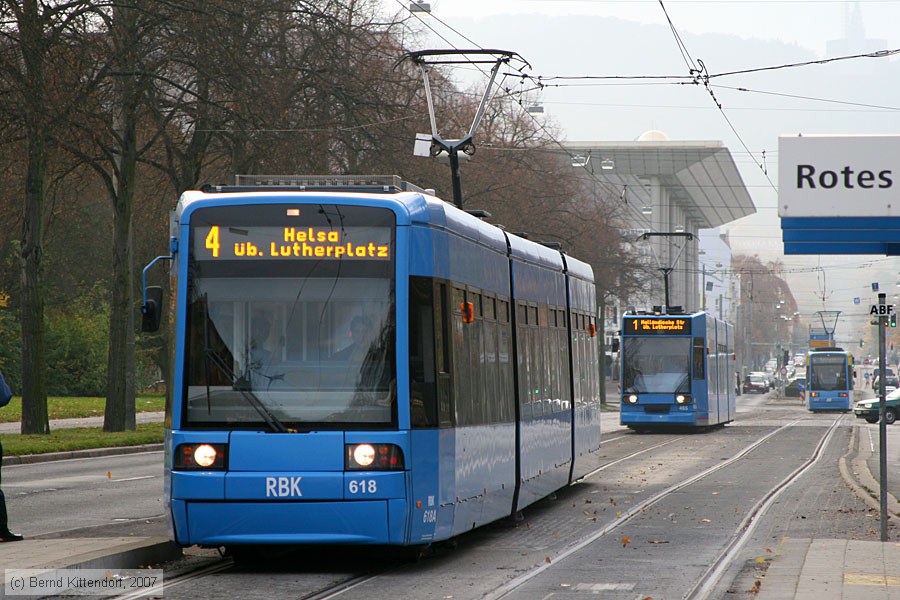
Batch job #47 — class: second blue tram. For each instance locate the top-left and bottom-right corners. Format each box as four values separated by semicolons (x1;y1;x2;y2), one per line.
620;311;736;430
805;347;853;412
144;175;602;550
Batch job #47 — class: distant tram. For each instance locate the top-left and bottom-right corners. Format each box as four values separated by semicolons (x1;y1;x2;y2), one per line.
805;347;853;412
620;311;736;430
141;175;602;553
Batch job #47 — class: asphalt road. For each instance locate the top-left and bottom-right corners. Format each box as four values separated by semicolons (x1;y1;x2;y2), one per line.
3;450;166;538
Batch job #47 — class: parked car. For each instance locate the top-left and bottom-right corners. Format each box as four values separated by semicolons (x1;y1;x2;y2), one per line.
743;372;769;394
784;375;806;398
854;388;900;424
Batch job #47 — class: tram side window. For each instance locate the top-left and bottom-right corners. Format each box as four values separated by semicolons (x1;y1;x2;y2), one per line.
472;292;487;424
531;306;545;415
516;303;532;418
409;277;438;427
497;300;513;422
450;286;511;426
692;337;705;380
569;311;580;407
452;287;472;425
548;307;560;405
435;283;452;427
585;315;597;404
483;296;501;422
578;313;588;405
539;305;552;409
718;343;727;396
558;311;571;406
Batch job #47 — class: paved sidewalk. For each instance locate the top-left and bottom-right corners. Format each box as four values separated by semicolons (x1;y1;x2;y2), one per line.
0;411;165;435
757;539;900;599
0;537;181;597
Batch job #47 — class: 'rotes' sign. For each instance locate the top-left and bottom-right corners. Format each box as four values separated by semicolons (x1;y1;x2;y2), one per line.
779;134;899;218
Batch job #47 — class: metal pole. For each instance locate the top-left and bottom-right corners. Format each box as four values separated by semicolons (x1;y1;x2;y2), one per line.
449;149;463;209
702;264;707;311
878;292;888;541
662;268;671;313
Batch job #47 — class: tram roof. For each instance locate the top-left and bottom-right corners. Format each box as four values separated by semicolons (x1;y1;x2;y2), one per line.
177;186;581;274
562;140;755;228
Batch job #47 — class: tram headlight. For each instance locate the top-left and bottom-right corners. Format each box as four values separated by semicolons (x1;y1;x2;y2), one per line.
194;444;218;467
809;392;819;398
624;394;639;404
346;443;405;471
174;443;227;470
352;444;376;467
675;395;692;404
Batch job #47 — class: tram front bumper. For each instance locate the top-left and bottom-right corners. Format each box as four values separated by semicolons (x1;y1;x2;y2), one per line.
171;498;410;546
169;469;410;546
620;403;698;425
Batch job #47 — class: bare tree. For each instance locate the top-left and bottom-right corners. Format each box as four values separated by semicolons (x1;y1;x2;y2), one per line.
733;255;797;368
0;0;104;433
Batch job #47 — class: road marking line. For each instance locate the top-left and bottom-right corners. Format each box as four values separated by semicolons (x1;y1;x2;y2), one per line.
844;573;900;586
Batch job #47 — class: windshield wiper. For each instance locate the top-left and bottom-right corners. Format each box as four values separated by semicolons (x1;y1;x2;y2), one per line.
202;347;289;433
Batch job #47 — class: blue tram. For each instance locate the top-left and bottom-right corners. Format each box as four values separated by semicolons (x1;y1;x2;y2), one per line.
142;175;601;549
619;311;736;430
805;347;853;412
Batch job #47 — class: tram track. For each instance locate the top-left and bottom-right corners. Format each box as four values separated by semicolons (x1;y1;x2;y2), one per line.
684;415;844;599
109;553;395;600
110;559;234;600
481;414;841;599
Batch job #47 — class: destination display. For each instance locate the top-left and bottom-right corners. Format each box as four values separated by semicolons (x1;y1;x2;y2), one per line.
625;317;691;335
193;225;392;261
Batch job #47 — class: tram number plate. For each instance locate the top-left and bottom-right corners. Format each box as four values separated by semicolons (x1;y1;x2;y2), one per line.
423;509;437;523
348;479;378;494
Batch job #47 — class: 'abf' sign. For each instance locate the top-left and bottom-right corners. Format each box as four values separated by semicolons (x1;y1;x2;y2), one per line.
779;135;899;218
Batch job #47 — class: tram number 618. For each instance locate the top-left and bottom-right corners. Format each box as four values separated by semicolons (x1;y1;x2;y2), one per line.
348;479;377;494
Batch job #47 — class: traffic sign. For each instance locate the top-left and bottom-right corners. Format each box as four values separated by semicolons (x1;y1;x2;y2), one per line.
870;304;896;316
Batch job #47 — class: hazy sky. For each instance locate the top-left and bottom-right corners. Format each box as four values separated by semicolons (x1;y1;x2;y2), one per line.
431;0;900;51
393;0;900;346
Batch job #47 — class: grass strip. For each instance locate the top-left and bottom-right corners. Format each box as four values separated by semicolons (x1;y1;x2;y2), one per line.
0;395;165;423
0;423;165;456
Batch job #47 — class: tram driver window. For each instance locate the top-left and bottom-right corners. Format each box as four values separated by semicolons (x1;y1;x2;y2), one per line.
692;338;705;379
409;278;438;427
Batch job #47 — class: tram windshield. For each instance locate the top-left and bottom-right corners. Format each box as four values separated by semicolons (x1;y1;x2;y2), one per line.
807;354;848;391
182;204;396;429
622;337;691;393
